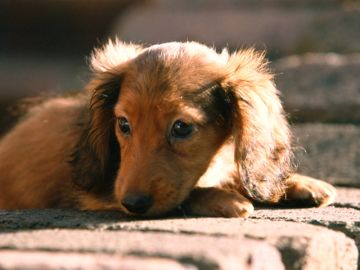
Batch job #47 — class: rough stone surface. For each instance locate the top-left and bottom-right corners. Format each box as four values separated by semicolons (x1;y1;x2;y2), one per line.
0;219;356;270
0;251;191;270
293;124;360;187
0;188;359;270
336;187;360;210
274;54;360;123
251;188;360;269
0;230;284;270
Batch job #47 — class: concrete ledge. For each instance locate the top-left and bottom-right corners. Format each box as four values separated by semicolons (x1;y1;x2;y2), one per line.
0;231;285;270
0;221;357;270
0;188;358;270
294;124;360;187
0;251;191;270
0;222;356;270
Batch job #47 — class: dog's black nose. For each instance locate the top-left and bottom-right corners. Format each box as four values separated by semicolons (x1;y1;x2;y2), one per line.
121;194;153;214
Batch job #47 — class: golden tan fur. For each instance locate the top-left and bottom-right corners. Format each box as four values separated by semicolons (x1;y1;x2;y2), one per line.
0;40;336;217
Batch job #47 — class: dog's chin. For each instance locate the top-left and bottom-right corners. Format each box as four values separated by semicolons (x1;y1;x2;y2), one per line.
120;197;185;218
121;206;175;218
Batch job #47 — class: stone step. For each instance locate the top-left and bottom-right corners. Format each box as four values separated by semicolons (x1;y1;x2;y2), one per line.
293;124;360;187
0;230;284;270
115;1;360;58
274;54;360;123
0;251;191;270
0;188;358;270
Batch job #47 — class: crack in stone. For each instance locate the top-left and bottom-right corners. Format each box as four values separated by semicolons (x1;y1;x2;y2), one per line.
332;203;360;211
103;226;230;238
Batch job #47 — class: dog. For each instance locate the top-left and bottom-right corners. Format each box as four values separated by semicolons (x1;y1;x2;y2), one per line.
0;40;336;217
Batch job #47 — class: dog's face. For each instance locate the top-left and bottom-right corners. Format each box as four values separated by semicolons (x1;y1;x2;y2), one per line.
112;44;233;215
76;41;292;216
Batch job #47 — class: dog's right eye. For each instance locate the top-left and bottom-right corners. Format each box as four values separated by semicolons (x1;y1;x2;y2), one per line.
118;117;131;135
171;120;193;139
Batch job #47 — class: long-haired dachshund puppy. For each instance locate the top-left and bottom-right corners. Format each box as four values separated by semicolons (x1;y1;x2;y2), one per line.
0;40;336;217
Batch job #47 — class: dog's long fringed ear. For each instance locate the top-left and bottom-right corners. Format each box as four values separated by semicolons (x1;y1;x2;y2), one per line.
70;71;122;193
225;49;293;203
71;40;143;193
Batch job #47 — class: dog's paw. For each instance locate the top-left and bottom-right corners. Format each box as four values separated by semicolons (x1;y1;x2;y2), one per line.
285;174;337;207
182;187;254;218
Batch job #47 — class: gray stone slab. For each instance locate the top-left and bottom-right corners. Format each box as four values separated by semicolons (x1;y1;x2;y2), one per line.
293;124;360;187
0;188;359;270
102;219;359;270
0;219;356;270
336;187;360;210
0;251;191;270
0;230;284;270
0;189;358;231
275;54;360;123
115;3;360;57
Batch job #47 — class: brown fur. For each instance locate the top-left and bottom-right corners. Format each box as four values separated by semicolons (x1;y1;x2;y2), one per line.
0;40;336;217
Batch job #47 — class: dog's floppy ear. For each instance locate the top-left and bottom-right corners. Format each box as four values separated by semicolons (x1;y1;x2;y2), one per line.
70;71;122;194
71;40;142;194
224;49;293;202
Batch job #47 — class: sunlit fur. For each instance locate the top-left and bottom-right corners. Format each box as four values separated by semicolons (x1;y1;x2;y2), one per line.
0;40;336;217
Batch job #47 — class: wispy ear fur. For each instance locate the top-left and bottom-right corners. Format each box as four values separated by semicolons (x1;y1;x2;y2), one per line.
225;49;293;202
71;40;143;194
90;38;143;72
70;72;121;194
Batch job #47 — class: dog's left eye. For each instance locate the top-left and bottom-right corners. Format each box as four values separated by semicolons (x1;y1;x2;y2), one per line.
171;120;193;139
118;117;131;135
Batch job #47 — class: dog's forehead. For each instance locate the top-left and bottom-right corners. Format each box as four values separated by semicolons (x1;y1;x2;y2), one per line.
123;42;229;96
144;42;229;66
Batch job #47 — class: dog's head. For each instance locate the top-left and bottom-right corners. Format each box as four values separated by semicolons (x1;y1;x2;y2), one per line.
73;40;292;216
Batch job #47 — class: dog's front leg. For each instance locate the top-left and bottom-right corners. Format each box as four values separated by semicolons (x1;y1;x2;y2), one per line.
181;187;254;218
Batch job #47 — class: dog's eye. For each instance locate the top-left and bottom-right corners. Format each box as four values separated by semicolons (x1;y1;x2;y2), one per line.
118;117;131;135
171;120;193;139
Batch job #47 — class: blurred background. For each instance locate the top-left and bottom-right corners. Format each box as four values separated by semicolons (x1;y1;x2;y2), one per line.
0;0;359;132
0;0;359;186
